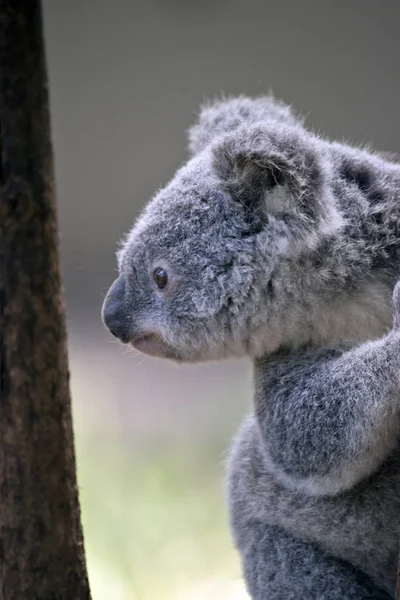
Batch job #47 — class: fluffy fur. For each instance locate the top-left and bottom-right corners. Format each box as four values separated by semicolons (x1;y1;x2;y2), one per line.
102;96;400;599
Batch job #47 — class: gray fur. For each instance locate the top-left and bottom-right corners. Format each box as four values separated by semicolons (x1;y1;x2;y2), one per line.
188;95;299;156
102;95;400;598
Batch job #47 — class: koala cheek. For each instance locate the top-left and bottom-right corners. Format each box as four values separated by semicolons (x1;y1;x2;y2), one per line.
191;285;223;317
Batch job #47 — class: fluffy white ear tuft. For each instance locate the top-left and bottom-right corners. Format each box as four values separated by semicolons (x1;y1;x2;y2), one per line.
211;122;344;239
188;95;299;156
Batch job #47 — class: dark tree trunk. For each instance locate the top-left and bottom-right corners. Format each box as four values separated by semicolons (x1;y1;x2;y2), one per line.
397;546;400;600
0;1;92;598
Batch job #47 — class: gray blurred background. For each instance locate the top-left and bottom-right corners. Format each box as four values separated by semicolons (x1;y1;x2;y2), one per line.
42;1;400;598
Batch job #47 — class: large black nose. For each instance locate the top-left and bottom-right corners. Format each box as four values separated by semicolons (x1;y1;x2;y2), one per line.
102;275;131;343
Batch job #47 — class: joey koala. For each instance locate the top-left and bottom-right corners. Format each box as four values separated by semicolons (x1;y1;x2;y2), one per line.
102;96;400;599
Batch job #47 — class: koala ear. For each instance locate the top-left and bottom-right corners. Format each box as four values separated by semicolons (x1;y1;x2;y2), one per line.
211;123;336;236
188;96;299;156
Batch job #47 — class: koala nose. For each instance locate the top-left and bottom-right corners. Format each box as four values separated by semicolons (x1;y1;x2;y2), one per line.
102;275;131;343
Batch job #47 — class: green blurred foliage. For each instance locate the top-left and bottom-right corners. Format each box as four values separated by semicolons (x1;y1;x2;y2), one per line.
76;434;248;599
70;340;251;600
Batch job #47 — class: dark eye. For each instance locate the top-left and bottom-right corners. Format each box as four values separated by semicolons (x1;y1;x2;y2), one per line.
153;267;168;289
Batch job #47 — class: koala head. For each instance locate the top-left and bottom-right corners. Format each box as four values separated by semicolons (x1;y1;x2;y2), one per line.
102;97;345;363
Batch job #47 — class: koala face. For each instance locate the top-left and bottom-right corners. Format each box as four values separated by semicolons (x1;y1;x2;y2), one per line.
103;99;346;363
103;151;277;362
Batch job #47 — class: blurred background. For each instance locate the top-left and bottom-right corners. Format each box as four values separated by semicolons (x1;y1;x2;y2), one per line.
42;1;400;598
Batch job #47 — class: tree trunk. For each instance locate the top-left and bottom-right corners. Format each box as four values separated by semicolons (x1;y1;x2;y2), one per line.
0;1;92;598
397;545;400;600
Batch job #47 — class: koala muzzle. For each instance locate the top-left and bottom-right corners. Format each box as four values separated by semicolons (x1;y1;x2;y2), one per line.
102;275;131;343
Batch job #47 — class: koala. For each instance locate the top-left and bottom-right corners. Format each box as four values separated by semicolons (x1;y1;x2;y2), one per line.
102;95;400;599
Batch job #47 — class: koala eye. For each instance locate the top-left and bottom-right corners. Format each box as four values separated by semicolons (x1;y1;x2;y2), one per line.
153;267;168;289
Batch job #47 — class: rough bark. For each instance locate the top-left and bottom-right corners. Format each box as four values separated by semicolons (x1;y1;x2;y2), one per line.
0;1;92;598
